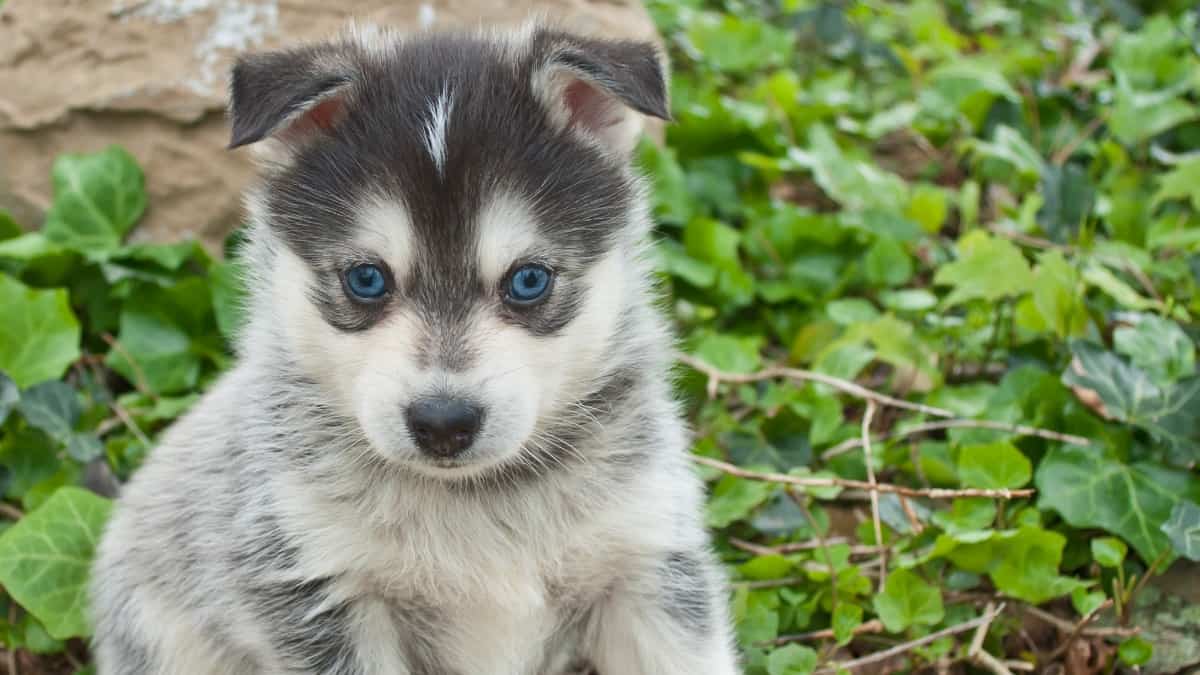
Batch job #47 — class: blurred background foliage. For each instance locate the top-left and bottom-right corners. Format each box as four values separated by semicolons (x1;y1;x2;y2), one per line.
0;0;1198;672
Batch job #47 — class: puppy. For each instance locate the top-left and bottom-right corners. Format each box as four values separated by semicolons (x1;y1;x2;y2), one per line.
90;22;739;675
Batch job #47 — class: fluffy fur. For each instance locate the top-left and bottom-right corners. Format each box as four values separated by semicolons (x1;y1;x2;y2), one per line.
90;22;739;675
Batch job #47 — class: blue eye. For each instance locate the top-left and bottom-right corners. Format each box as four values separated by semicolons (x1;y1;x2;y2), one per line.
506;264;553;304
345;263;388;300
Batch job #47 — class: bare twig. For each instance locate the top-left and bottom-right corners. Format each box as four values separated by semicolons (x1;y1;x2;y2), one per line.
728;537;779;557
1123;262;1162;302
1020;605;1140;638
693;456;1036;500
790;488;840;620
100;333;157;399
818;605;1006;673
678;355;1093;451
1048;599;1112;660
822;419;1094;460
108;396;153;449
861;402;886;591
728;536;876;557
968;603;1013;675
761;619;885;647
987;225;1073;252
0;503;22;522
733;577;808;590
678;353;955;418
1052;114;1107;166
5;603;16;675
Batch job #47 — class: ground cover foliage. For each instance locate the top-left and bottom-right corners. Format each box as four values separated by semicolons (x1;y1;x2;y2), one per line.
0;0;1198;672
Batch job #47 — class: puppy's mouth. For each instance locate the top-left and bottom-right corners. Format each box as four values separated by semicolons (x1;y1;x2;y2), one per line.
398;449;516;481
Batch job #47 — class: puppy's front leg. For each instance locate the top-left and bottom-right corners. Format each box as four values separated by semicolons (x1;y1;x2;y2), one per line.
586;549;740;675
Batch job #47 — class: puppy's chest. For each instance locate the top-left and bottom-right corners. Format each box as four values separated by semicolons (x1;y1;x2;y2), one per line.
337;553;592;675
304;516;608;672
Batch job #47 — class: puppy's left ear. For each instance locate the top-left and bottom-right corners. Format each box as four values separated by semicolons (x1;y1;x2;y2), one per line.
227;43;357;152
531;31;670;156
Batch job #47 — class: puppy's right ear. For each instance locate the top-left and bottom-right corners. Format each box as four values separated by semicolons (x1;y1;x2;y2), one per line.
227;44;357;150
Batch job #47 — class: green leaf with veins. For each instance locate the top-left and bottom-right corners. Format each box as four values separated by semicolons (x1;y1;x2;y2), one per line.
16;381;80;441
0;276;81;389
0;371;17;426
958;441;1032;489
933;231;1034;305
1063;341;1200;461
1037;445;1200;562
0;487;112;639
1161;501;1200;561
873;568;944;632
42;147;147;253
1113;313;1195;386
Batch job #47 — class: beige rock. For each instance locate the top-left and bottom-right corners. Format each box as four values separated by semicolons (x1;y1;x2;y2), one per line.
0;0;660;250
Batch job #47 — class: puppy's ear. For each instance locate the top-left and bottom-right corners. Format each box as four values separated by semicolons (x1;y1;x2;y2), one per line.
227;44;357;151
531;31;670;156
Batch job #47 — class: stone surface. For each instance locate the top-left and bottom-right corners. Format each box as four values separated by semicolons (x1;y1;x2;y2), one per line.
0;0;660;250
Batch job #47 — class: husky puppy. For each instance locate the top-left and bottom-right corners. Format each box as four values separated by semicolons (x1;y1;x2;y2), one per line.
90;22;739;675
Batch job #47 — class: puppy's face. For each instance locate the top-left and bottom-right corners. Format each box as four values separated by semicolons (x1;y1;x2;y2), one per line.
230;27;668;479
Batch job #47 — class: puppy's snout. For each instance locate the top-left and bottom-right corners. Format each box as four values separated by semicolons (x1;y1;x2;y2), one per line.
406;397;483;458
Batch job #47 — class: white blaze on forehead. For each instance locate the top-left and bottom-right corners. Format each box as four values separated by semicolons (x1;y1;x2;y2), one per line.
476;192;541;282
423;86;454;175
355;197;414;273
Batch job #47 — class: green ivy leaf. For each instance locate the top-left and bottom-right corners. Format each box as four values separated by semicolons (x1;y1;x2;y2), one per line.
707;475;776;528
997;529;1084;603
211;260;247;340
105;279;215;395
1063;342;1200;461
0;430;60;501
1161;501;1200;561
863;236;913;287
0;371;17;426
1112;313;1194;386
685;13;794;74
1153;155;1200;211
692;333;763;374
1031;251;1087;338
64;433;104;463
766;644;818;675
1091;537;1127;568
1072;588;1106;616
832;603;863;647
933;231;1033;305
957;442;1032;489
0;276;81;389
873;568;944;633
0;487;112;639
932;498;996;542
1037;445;1199;562
1118;637;1154;666
1037;163;1094;242
789;125;908;212
638;141;693;225
16;381;80;440
42;147;147;253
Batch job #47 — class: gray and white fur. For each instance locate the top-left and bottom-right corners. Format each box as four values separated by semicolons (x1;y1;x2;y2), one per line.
90;22;740;675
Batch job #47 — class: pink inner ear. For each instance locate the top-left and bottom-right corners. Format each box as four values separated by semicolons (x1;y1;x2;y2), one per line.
278;96;347;144
563;78;622;132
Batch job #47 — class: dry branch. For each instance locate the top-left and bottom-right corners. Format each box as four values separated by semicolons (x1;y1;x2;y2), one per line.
822;418;1094;460
761;619;885;647
860;401;886;591
693;456;1036;499
678;354;1093;450
818;604;1006;673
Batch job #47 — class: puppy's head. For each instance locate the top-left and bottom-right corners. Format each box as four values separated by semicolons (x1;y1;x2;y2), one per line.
230;25;668;480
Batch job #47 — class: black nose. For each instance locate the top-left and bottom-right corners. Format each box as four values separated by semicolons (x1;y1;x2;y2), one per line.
405;397;483;458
